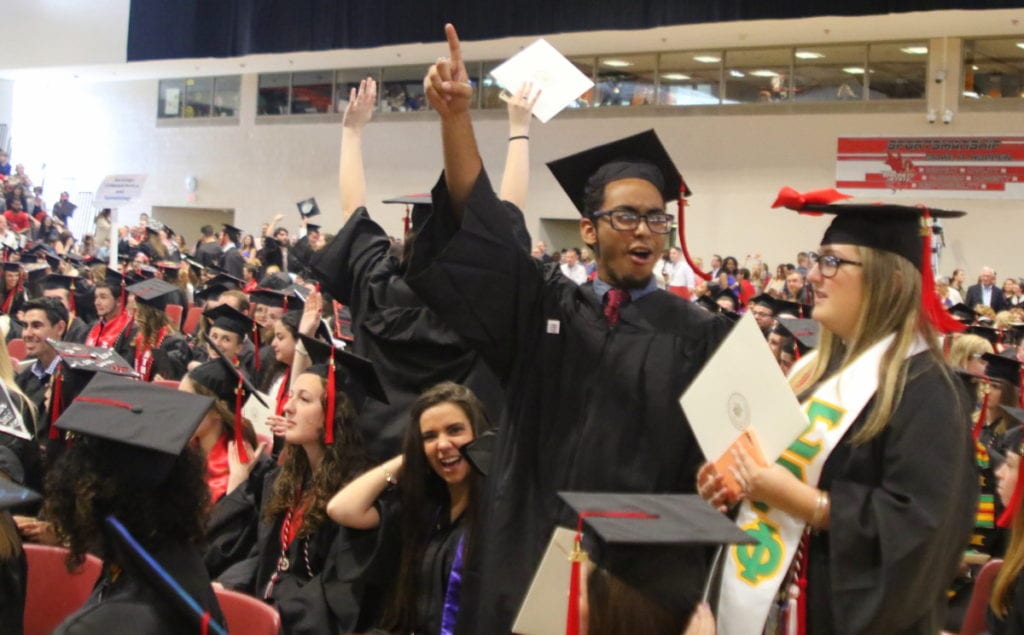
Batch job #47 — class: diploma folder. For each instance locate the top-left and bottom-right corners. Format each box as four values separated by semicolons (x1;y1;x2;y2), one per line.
489;39;594;123
680;313;809;496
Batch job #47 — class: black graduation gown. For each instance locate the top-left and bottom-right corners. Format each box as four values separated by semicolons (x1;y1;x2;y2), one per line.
405;170;731;634
220;247;245;279
0;515;27;635
53;542;224;635
14;366;49;426
196;241;222;269
309;207;505;460
64;316;90;344
805;353;977;634
988;579;1024;635
213;466;390;635
146;334;192;381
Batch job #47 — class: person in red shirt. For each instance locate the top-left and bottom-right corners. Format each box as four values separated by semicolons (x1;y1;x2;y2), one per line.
3;199;32;235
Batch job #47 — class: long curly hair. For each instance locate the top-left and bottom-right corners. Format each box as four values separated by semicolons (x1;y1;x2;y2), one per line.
43;436;209;569
263;372;368;538
186;379;258;449
381;382;492;632
135;303;176;344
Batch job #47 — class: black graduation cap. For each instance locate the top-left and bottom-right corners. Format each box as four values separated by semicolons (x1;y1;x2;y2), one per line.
258;271;292;291
298;334;388;411
948;303;976;323
748;293;777;313
155;260;181;272
48;340;138;378
23;262;49;284
712;287;738;309
102;268;128;289
383;194;433;233
203;304;254;338
306;222;322;233
127;277;178;311
2;261;22;272
982;352;1022;387
987;408;1024;468
968;325;1002;346
54;374;214;488
40;273;78;292
250;287;304;311
460;429;496;477
551;492;755;625
297;197;320;218
221;224;242;243
44;252;62;270
20;242;48;259
773;298;813;319
102;516;227;635
695;295;718;313
547;130;690;215
193;335;268;462
181;255;204;276
777;318;820;352
0;479;40;511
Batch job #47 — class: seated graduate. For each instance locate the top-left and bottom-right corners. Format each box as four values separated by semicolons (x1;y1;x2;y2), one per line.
327;381;492;633
212;332;388;634
126;278;192;381
700;189;976;633
38;273;91;343
409;25;730;632
43;374;225;633
989;424;1024;634
0;479;38;635
1;261;28;319
308;76;533;460
14;298;69;419
202;303;260;378
0;337;41;495
84;268;136;361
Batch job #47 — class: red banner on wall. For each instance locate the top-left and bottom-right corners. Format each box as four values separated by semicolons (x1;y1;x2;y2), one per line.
836;136;1024;199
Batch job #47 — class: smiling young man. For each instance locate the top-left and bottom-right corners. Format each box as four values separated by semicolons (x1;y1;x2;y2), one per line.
14;298;68;420
408;24;730;634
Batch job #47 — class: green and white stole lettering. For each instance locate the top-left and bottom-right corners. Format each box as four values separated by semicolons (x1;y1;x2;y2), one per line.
718;334;924;635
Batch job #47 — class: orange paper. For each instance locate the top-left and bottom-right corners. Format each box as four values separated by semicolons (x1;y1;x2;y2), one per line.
714;428;769;500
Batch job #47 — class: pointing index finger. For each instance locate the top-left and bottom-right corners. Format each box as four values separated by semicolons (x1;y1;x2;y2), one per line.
445;23;462;67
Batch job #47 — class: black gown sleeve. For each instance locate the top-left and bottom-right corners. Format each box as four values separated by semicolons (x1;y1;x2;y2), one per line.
405;171;536;380
309;207;390;306
825;362;977;634
153;335;192;381
204;456;274;580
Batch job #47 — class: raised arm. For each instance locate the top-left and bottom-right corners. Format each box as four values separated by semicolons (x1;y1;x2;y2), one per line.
326;455;403;529
423;24;480;222
498;82;540;210
339;78;377;222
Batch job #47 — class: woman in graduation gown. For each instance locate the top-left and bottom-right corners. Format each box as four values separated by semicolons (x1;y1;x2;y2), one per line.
328;381;492;633
43;376;224;634
700;190;976;634
988;426;1024;634
127;278;192;381
212;334;389;634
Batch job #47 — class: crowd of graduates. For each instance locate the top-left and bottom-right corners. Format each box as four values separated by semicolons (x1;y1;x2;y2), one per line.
0;22;1023;635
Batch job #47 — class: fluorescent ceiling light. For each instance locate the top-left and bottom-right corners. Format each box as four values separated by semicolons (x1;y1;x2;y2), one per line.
602;59;633;68
972;65;980;70
795;51;825;60
1016;42;1024;50
900;46;929;55
694;55;721;63
729;70;746;78
843;67;866;75
660;73;691;80
749;70;779;78
962;91;980;99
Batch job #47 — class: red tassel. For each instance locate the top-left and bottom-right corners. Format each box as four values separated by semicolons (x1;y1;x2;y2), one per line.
770;186;851;213
49;370;63;439
325;357;336;445
68;279;76;315
972;385;990;442
235;381;248;462
275;369;290;416
918;210;966;335
676;192;710;281
252;325;261;372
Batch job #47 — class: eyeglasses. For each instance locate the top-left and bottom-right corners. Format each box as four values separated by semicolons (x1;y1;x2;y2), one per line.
591;207;674;235
750;309;774;318
815;253;863;279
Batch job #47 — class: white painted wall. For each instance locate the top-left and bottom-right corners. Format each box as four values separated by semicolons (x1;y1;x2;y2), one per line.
8;73;1022;280
0;0;130;71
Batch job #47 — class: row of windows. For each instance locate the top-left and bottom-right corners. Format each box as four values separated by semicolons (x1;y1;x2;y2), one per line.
156;36;1024;120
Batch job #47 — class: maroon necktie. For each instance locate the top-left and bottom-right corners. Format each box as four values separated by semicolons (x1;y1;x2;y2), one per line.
604;289;629;326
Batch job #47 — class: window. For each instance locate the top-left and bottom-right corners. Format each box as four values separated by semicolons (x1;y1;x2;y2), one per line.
657;51;722;106
792;45;868;102
258;73;290;115
291;71;333;114
868;42;928;99
335;69;381;112
724;48;793;103
964;38;1024;100
380;65;429;112
595;54;656;107
159;76;240;119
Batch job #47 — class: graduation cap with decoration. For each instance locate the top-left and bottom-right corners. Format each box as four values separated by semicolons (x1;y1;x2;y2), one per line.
193;333;268;462
127;277;178;311
297;197;320;219
546;130;707;284
297;333;388;445
777;317;820;357
514;493;755;634
45;339;139;440
54;373;214;489
383;193;433;235
771;186;965;334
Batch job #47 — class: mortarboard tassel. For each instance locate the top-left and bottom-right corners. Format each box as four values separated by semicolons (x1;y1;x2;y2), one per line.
234;381;249;462
403;204;411;236
252;324;261;372
972;382;990;442
49;369;63;439
917;210;966;335
325;355;336;445
771;186;851;213
68;279;76;315
676;192;710;282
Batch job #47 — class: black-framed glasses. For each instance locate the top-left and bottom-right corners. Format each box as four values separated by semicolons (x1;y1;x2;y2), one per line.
591;207;674;235
816;253;863;278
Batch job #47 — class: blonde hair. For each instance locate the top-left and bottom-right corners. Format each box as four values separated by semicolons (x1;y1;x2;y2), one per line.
789;246;949;444
949;334;995;370
0;340;36;432
993;461;1024;617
